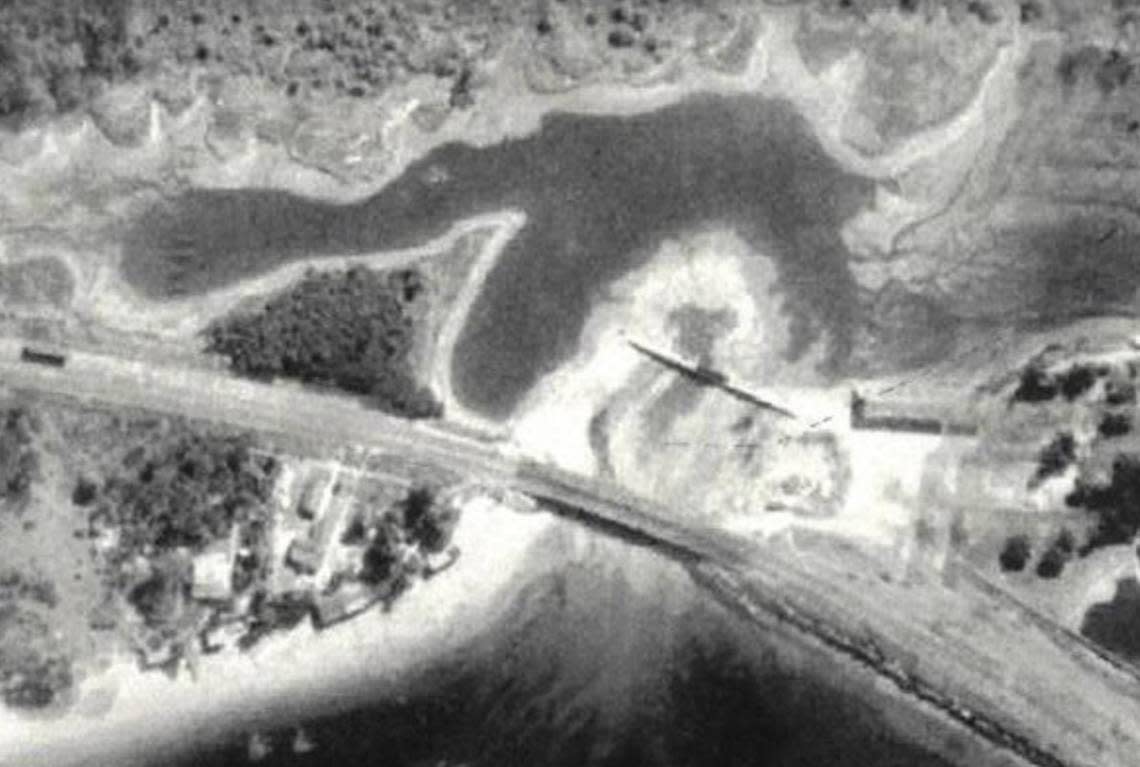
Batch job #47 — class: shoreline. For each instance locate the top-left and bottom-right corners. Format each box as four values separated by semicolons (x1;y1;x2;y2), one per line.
694;563;1034;767
427;211;527;436
2;3;1002;342
0;496;555;767
83;211;524;341
76;209;524;439
0;9;1104;767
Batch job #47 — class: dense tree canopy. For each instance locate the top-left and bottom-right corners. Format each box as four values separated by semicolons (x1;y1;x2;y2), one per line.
1011;359;1111;405
1068;454;1140;552
998;535;1031;572
360;521;404;586
1033;432;1075;485
359;486;459;587
205;267;441;419
92;432;275;553
0;408;38;506
400;485;459;554
127;560;187;627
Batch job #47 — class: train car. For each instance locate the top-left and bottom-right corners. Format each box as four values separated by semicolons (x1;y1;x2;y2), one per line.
19;345;67;367
850;390;978;437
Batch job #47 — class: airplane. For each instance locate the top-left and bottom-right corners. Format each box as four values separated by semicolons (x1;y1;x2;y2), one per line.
626;338;797;420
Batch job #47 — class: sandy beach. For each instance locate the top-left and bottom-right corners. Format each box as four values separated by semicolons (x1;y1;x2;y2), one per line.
0;495;555;767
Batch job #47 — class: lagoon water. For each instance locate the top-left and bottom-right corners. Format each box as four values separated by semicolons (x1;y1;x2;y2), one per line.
115;107;950;764
122;94;874;418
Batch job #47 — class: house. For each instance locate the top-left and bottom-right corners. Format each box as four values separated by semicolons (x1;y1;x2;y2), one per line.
286;534;322;575
298;467;333;520
273;464;298;511
191;529;239;603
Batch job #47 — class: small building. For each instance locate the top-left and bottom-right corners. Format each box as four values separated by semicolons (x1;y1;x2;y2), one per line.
273;464;298;511
191;530;239;603
298;467;332;520
851;391;978;437
200;619;248;655
286;535;322;575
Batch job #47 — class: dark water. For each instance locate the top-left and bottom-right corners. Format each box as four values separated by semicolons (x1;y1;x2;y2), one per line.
121;94;874;418
1023;214;1140;320
169;535;957;767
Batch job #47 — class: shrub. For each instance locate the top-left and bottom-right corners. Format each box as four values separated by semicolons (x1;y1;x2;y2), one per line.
0;408;38;505
1058;365;1098;401
1100;412;1133;438
1035;545;1066;579
401;486;459;554
999;535;1031;572
1067;454;1140;551
127;568;183;627
1011;364;1056;403
1034;432;1075;485
360;521;404;585
71;476;98;506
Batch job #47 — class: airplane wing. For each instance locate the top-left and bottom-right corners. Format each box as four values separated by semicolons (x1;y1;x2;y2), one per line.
716;381;797;420
627;339;796;419
627;340;706;382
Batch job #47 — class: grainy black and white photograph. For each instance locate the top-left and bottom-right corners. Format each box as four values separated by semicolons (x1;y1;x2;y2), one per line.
2;1;1140;766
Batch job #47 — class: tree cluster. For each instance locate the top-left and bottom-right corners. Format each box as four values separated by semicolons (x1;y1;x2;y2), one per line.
1011;363;1058;403
1099;412;1133;438
1033;432;1076;485
360;486;459;586
1012;361;1121;405
1006;447;1140;572
126;556;189;628
1067;454;1140;553
399;485;460;554
1034;529;1075;579
0;408;38;506
0;1;137;126
360;521;404;586
205;266;441;419
89;432;275;554
998;535;1031;572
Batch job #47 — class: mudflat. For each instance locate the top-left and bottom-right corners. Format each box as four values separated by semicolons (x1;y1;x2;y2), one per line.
121;94;874;418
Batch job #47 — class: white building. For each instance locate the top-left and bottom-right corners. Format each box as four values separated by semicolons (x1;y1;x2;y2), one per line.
191;529;239;603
